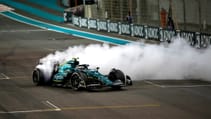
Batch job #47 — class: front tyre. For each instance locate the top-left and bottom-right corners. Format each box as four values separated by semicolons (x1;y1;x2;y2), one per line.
108;69;125;83
32;69;44;86
71;72;87;91
126;75;133;86
108;69;126;89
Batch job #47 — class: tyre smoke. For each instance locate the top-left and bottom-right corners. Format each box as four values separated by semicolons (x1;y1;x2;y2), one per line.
37;37;211;81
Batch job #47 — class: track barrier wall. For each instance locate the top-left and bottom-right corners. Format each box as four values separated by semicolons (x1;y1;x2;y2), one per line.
68;15;211;48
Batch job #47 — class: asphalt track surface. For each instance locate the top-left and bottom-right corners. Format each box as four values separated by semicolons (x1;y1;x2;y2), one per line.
1;14;211;119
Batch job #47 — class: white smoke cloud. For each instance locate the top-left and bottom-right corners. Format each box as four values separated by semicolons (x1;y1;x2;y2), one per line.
37;37;211;81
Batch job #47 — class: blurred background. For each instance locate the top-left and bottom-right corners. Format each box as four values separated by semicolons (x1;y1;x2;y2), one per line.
61;0;211;33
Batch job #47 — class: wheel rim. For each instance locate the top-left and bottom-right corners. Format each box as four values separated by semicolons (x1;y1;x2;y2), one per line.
71;74;80;90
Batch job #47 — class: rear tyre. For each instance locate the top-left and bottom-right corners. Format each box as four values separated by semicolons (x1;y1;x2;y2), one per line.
32;69;44;86
71;72;87;91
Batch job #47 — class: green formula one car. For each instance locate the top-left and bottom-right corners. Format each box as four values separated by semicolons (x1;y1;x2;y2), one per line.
32;58;132;90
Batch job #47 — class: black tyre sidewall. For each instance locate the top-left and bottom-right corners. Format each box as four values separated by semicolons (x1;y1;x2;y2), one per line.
32;69;44;86
108;69;126;89
108;69;125;83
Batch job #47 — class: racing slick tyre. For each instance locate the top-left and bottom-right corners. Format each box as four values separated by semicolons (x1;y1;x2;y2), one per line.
71;72;87;91
108;69;125;89
126;75;133;86
32;69;45;86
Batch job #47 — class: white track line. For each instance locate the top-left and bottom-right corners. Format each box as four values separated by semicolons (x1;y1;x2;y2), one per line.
0;101;61;114
161;84;211;88
0;109;56;114
144;80;164;88
144;80;211;88
0;73;10;80
0;104;160;114
0;29;47;33
8;76;30;79
45;101;61;111
1;11;135;46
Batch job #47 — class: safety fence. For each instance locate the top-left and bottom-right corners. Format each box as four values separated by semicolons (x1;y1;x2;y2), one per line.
69;15;211;48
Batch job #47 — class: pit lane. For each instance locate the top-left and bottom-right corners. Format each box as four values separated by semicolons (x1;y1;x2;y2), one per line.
0;14;211;119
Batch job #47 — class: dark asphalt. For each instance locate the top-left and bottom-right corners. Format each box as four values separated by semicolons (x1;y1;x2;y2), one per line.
0;14;211;119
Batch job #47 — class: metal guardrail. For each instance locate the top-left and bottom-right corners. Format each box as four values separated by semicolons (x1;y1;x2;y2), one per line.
67;15;211;48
